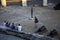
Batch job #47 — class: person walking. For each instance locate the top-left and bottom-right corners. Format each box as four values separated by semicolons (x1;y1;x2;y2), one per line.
34;16;39;28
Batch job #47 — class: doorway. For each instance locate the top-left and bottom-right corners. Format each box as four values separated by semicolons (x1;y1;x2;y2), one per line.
0;0;2;6
6;0;22;6
27;0;43;6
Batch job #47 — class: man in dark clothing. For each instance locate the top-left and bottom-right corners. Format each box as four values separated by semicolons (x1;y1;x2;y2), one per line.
34;16;39;28
6;22;10;27
10;23;15;30
34;16;39;23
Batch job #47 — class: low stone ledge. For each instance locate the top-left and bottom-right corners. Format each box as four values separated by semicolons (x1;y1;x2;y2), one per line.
0;27;59;40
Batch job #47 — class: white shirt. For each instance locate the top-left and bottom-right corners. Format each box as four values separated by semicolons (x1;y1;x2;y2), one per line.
3;22;6;26
2;22;6;28
17;26;22;32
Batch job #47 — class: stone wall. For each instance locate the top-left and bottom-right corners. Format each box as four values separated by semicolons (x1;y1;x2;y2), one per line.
27;0;43;6
1;0;60;6
48;0;60;4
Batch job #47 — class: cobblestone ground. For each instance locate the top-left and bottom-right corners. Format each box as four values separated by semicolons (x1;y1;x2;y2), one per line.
0;6;60;39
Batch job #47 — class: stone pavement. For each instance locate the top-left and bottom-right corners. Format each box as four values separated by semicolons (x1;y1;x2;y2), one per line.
0;6;60;39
